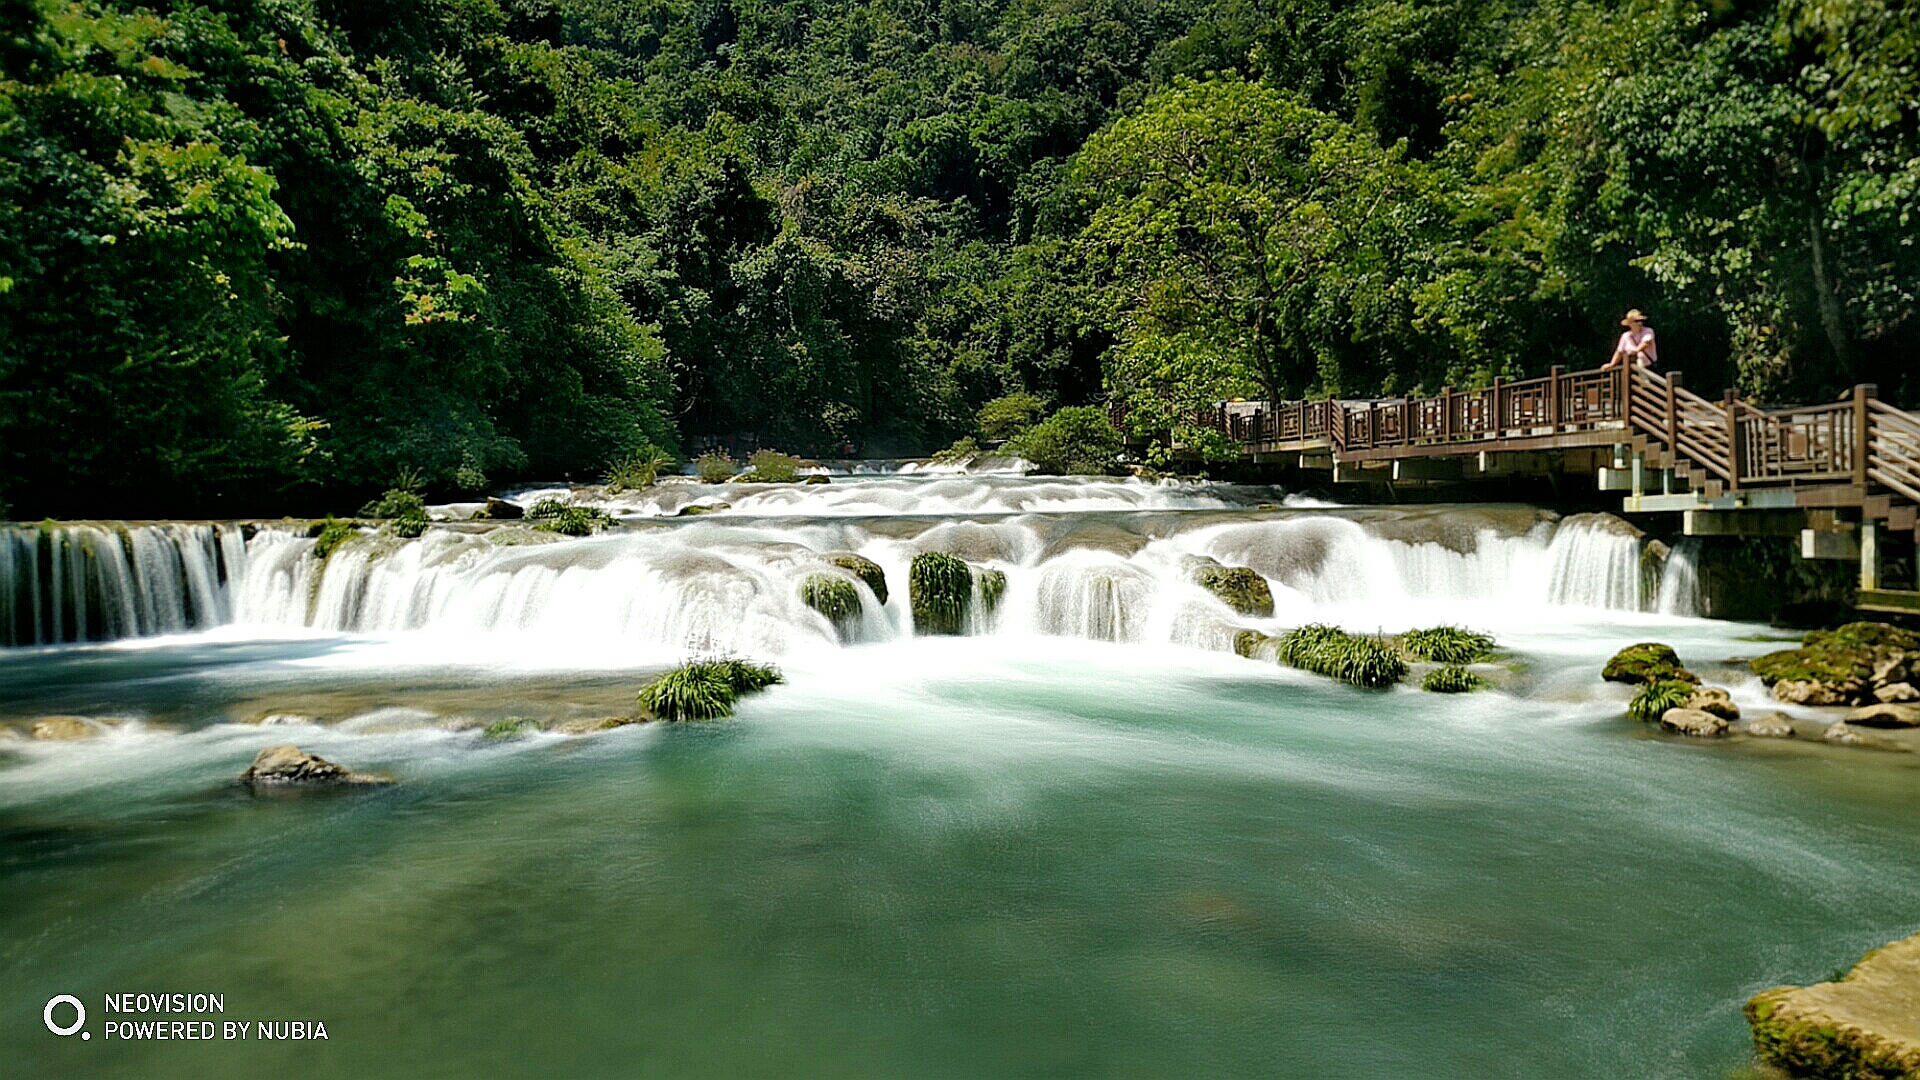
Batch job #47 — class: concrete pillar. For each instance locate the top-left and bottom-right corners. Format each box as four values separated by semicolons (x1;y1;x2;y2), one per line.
1861;521;1880;591
1631;451;1645;498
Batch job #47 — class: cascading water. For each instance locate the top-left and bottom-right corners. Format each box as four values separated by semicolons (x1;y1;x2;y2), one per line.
1657;538;1702;617
0;492;1670;655
0;523;245;646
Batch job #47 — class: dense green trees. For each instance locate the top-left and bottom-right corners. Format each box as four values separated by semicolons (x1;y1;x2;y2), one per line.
2;0;1915;511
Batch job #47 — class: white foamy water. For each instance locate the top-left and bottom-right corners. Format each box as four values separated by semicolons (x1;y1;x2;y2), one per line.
2;487;1676;656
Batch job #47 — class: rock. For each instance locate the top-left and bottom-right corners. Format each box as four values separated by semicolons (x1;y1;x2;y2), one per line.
1191;562;1275;618
1845;703;1920;728
30;716;102;741
1602;642;1698;685
1745;712;1797;738
241;711;318;726
239;745;392;786
909;552;973;635
1822;722;1909;751
1872;653;1913;688
1748;931;1920;1078
826;553;889;606
1684;686;1741;720
1875;681;1920;703
1773;679;1850;706
552;716;639;735
799;573;862;634
483;497;523;520
802;475;831;484
677;502;729;516
1658;708;1729;737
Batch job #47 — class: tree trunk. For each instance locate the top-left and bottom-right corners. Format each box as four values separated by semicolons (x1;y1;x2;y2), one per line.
1807;204;1853;380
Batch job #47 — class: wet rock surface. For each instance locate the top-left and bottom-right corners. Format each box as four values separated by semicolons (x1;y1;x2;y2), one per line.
1658;708;1729;737
239;745;393;786
1749;931;1920;1079
1745;712;1797;738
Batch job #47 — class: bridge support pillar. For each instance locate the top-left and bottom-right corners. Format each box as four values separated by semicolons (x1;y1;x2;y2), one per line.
1861;521;1881;591
1631;452;1646;498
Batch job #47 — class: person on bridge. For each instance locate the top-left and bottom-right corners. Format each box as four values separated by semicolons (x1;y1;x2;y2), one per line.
1603;309;1658;370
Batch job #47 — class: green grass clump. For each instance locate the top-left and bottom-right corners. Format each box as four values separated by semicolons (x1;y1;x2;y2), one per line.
533;506;614;536
359;483;430;538
693;450;737;483
744;449;803;483
1627;679;1696;722
911;552;974;635
1274;624;1408;689
527;498;568;520
483;717;540;740
1601;642;1698;685
605;444;674;492
800;573;862;632
637;658;784;721
312;517;359;560
1421;665;1484;693
1401;626;1496;664
931;436;980;464
1193;564;1274;617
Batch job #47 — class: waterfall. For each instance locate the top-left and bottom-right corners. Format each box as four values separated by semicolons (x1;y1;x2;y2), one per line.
1656;539;1701;617
0;523;247;646
1;503;1669;652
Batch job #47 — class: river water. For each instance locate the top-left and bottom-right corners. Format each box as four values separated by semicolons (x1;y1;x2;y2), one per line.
2;472;1917;1078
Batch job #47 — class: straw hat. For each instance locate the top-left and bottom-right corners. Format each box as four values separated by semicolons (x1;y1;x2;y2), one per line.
1620;309;1648;327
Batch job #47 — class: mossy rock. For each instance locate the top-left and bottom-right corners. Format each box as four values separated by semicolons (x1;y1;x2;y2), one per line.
1804;622;1920;652
799;573;862;634
977;567;1007;614
1233;630;1274;660
312;517;360;561
910;552;974;636
482;717;541;740
1193;564;1274;617
827;553;888;605
1750;647;1871;687
1747;932;1920;1079
1602;642;1698;685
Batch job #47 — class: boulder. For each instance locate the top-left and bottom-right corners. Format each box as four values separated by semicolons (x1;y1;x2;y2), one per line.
30;716;102;741
802;475;832;484
239;745;392;786
1773;679;1851;706
1658;708;1729;737
825;553;889;606
483;497;523;520
1745;712;1796;738
1875;681;1920;703
1191;562;1275;618
1602;642;1698;685
1748;931;1920;1078
1844;703;1920;729
1822;722;1909;751
1872;653;1913;688
1684;686;1741;720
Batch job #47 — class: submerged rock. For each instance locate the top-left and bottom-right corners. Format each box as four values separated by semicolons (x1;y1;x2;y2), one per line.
1602;643;1698;685
802;474;831;484
240;745;393;786
30;716;104;741
1658;708;1729;737
1684;686;1741;720
1745;712;1797;738
1845;703;1920;729
552;716;641;735
1190;561;1275;618
483;497;523;520
1822;722;1909;751
1748;931;1920;1078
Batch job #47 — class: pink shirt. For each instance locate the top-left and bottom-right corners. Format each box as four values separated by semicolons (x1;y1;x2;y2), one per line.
1616;326;1657;366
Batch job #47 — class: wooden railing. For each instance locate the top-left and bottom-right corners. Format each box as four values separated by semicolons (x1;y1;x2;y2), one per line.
1133;365;1919;511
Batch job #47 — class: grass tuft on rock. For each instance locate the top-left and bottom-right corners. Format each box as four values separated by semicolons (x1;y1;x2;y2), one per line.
800;573;862;633
533;506;614;536
910;552;974;635
1602;642;1698;685
483;717;540;740
313;517;358;560
1421;665;1484;693
1274;624;1407;689
637;658;784;721
827;553;888;605
977;567;1007;614
1401;626;1496;664
1628;679;1697;722
744;449;803;483
693;451;736;483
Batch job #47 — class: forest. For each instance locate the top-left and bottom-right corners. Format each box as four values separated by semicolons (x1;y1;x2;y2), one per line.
1;0;1915;515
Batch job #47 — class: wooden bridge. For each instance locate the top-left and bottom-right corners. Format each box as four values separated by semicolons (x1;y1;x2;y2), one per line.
1140;365;1920;613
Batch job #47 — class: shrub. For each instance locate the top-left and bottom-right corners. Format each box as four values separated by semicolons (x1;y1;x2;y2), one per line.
977;392;1046;440
1628;679;1697;722
1422;665;1484;693
1002;406;1124;475
391;515;429;538
360;487;427;520
637;658;783;721
694;450;736;483
827;553;888;605
453;465;488;493
313;517;358;560
1401;626;1497;664
745;449;803;483
1274;624;1407;688
911;552;974;635
1194;564;1274;617
527;498;569;520
931;436;980;464
606;444;674;492
800;573;862;632
1601;642;1698;685
534;506;614;536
